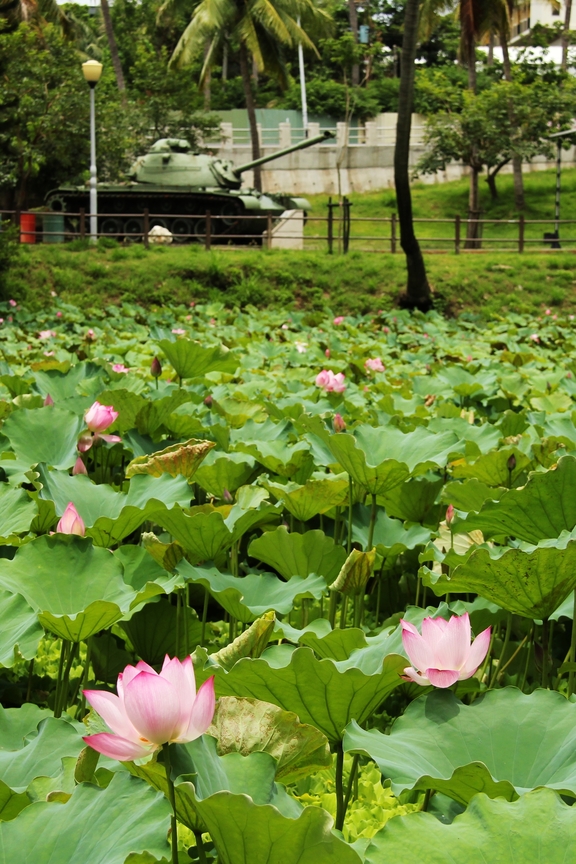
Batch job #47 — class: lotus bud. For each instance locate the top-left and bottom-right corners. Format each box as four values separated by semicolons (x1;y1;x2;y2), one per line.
85;328;96;342
44;393;54;407
56;502;85;536
507;453;517;472
72;456;88;476
204;394;213;407
150;357;162;378
333;413;346;433
222;488;233;503
446;504;455;526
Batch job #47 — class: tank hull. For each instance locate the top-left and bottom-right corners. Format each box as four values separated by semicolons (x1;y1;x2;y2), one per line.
45;184;310;244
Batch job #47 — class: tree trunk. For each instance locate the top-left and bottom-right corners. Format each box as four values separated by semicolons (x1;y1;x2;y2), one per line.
486;172;498;200
501;33;525;210
394;0;432;311
239;42;262;192
348;0;360;87
465;166;481;248
100;0;126;99
562;0;573;71
487;31;494;66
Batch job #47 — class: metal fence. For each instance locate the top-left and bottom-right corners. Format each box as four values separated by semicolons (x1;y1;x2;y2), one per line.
3;206;576;254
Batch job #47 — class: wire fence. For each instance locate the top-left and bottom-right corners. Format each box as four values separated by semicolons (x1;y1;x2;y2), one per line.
3;205;576;254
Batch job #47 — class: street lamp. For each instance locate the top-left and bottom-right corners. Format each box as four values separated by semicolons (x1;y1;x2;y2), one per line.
548;126;576;247
82;59;103;243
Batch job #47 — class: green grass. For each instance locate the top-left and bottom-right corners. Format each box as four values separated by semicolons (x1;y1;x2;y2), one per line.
9;166;576;318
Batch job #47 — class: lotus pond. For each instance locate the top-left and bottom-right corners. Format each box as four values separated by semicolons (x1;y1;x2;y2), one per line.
2;298;576;862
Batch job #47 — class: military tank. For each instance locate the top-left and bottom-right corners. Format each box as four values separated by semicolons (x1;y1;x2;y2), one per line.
45;130;334;243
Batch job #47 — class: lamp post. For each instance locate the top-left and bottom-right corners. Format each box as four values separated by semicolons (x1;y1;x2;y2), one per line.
297;17;308;137
82;60;103;243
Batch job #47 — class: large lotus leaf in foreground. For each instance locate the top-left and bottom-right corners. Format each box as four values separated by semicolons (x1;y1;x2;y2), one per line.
3;407;85;470
422;535;576;619
178;561;327;623
326;425;461;495
0;485;37;540
0;536;135;641
461;456;576;542
0;590;43;666
248;527;347;582
0;772;170;864
363;789;575;864
343;688;576;805
211;646;406;743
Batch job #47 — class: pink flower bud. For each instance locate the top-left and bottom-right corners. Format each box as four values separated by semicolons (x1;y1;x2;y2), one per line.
8;299;16;308
84;401;118;434
112;364;129;373
56;311;62;318
333;413;346;432
333;316;345;325
56;502;85;536
325;348;331;358
446;504;455;526
222;488;233;503
85;329;96;342
44;393;54;407
72;456;88;476
204;394;213;407
150;357;162;378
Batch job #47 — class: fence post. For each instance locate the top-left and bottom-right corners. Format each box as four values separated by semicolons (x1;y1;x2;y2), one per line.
455;214;460;255
342;197;351;254
518;214;524;253
205;211;212;251
327;197;334;254
391;213;396;253
79;208;86;240
143;209;150;249
266;213;273;250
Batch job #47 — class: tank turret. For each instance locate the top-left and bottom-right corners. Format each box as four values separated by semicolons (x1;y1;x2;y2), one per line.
46;130;334;243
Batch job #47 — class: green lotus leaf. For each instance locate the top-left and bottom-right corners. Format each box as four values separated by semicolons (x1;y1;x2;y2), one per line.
0;590;43;666
3;407;85;470
0;772;171;864
194;450;256;497
224;500;282;543
32;363;104;403
114;545;181;606
141;533;184;572
262;474;349;522
363;788;576;864
0;712;83;793
211;646;406;743
208;696;332;784
451;446;532;486
234;439;313;480
128;734;298;835
441;478;504;514
93;389;147;433
212;397;268;428
0;486;37;538
125;438;214;480
352;508;430;558
248;527;347;582
462;456;576;542
0;535;135;641
377;476;444;524
295;626;368;660
330;548;376;594
121;597;202;665
134;391;199;438
326;425;461;495
150;504;234;563
158;338;238;380
344;688;576;805
422;537;576;619
178;561;326;623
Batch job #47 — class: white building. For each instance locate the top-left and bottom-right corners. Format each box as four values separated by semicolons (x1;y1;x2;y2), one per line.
509;0;566;42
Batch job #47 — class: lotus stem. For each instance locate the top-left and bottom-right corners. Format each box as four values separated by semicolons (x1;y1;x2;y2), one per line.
78;637;93;716
26;659;34;703
339;595;348;629
489;612;512;689
53;639;68;717
375;570;383;627
201;587;209;645
334;506;342;545
343;753;359;814
57;641;78;718
334;743;345;831
519;626;534;692
347;476;353;555
541;618;550;689
328;590;338;629
184;585;190;657
194;832;208;864
175;590;181;657
569;589;576;697
367;493;377;551
497;632;529;678
163;744;179;864
421;788;432;812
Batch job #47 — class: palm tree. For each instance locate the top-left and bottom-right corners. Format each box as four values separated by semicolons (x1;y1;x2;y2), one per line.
101;0;126;98
163;0;332;191
394;0;432;311
0;0;71;33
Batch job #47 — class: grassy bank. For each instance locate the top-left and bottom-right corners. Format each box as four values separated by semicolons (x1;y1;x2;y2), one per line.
9;166;576;318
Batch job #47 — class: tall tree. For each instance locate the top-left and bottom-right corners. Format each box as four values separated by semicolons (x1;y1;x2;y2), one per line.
493;0;525;210
100;0;126;98
562;0;573;71
394;0;432;311
163;0;331;191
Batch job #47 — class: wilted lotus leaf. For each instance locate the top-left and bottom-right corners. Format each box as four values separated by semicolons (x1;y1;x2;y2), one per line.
206;611;276;671
208;696;331;783
262;473;349;522
330;548;376;594
126;438;214;479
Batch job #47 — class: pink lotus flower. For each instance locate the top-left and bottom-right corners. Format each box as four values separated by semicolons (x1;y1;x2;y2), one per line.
83;656;216;761
56;311;62;318
56;502;85;536
325;349;331;358
333;316;345;325
85;402;118;434
44;393;54;407
8;300;16;308
86;329;96;342
38;330;56;340
315;370;346;393
365;357;385;373
333;413;346;432
400;613;490;688
72;456;87;476
172;328;186;335
112;364;130;373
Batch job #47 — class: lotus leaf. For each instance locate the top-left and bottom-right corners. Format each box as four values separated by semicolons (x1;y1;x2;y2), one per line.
194;450;256;497
3;407;85;470
158;338;238;380
248;527;347;582
125;438;214;479
262;474;349;522
0;590;43;666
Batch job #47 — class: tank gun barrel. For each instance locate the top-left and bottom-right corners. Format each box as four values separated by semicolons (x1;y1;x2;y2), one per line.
234;130;335;175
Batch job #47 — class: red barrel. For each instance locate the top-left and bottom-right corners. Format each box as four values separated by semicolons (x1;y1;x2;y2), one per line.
20;213;36;244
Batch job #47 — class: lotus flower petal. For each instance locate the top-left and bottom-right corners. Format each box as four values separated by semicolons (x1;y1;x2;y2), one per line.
426;668;460;688
83;690;140;740
82;733;154;761
459;626;491;678
401;666;431;686
183;676;216;741
123;671;181;745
